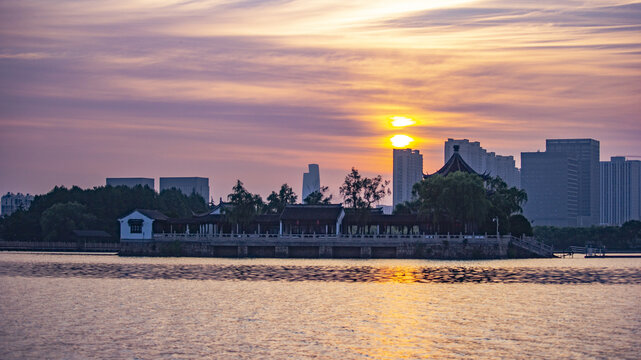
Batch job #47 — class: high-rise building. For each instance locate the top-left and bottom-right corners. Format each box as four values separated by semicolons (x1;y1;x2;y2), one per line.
302;164;321;202
521;152;579;227
600;157;641;225
393;148;423;207
444;139;520;188
1;192;35;216
106;178;154;189
546;139;600;226
159;177;209;202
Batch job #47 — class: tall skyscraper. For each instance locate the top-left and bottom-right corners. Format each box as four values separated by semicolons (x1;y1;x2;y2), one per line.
302;164;320;202
600;157;641;225
521;152;579;227
546;139;600;226
106;178;154;189
393;148;423;207
444;139;520;188
159;177;210;203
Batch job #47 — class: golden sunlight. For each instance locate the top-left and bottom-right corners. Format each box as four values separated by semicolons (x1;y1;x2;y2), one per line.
390;134;414;148
391;116;415;127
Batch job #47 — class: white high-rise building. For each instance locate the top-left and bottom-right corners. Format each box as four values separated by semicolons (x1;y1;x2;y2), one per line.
444;139;520;188
393;148;423;207
601;157;641;225
302;164;321;202
1;192;35;216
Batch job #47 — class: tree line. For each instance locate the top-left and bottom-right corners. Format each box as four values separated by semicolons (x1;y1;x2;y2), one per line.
0;185;208;242
534;221;641;250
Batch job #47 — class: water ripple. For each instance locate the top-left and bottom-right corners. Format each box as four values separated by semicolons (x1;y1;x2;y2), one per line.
1;261;640;284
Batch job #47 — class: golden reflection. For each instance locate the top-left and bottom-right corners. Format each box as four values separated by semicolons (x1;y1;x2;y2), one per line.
377;266;423;283
390;134;414;148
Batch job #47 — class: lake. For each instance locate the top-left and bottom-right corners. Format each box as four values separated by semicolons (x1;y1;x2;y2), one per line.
1;252;640;359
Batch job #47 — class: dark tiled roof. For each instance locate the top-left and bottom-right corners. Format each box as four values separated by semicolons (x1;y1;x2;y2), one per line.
280;204;343;221
136;209;169;221
343;213;421;225
426;152;479;178
71;230;112;238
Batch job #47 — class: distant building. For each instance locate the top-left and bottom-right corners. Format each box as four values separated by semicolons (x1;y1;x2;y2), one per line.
600;157;641;225
302;164;321;202
521;152;579;227
159;177;210;202
444;138;520;188
106;177;154;189
546;139;600;226
393;148;423;207
1;192;35;216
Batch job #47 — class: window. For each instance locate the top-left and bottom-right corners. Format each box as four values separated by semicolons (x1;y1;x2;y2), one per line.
128;219;143;234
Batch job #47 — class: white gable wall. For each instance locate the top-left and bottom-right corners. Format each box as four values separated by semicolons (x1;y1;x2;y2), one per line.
119;211;155;240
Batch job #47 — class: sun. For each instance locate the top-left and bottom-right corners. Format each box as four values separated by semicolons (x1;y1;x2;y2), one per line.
390;134;414;148
391;116;415;127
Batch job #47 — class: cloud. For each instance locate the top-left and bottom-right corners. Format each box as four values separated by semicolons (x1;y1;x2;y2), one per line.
0;0;639;202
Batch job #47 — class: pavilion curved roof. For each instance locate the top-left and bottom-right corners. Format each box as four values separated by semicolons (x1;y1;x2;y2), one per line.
424;145;484;178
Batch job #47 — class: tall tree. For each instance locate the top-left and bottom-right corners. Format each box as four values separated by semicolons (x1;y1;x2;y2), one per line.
224;180;264;232
266;184;298;214
483;176;528;234
339;168;390;234
339;168;390;209
411;172;490;233
303;186;333;205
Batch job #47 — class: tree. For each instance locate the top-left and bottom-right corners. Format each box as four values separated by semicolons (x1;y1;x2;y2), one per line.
303;186;333;205
266;184;298;214
40;202;97;242
224;180;264;232
339;168;390;234
509;214;533;237
339;168;390;209
483;176;528;234
411;172;490;233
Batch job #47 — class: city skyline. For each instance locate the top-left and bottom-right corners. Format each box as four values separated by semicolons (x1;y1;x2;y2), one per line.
1;1;640;204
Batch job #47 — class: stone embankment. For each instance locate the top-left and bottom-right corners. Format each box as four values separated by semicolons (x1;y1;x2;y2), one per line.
0;241;119;252
120;234;554;259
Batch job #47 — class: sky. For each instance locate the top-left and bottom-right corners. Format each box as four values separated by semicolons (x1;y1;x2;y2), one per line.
1;0;640;205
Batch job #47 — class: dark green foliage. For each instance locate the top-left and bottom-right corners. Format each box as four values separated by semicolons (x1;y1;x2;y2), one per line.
397;173;529;234
303;186;333;205
339;167;390;209
339;168;390;233
0;185;208;242
483;177;528;234
40;202;97;241
266;184;298;214
409;172;490;233
534;221;641;250
509;214;533;237
224;180;265;232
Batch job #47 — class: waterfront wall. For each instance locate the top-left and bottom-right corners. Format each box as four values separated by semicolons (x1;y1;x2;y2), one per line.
119;234;548;259
0;241;119;252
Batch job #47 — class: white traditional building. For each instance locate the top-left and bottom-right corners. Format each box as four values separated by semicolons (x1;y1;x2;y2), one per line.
118;209;169;240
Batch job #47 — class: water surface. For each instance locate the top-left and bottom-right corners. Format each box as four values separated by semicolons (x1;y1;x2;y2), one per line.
1;253;639;359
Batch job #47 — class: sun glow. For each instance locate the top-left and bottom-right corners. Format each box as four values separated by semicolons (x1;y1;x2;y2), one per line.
390;134;414;148
391;116;416;127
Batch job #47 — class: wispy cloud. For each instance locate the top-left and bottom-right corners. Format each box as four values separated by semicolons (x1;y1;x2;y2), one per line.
1;0;639;202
